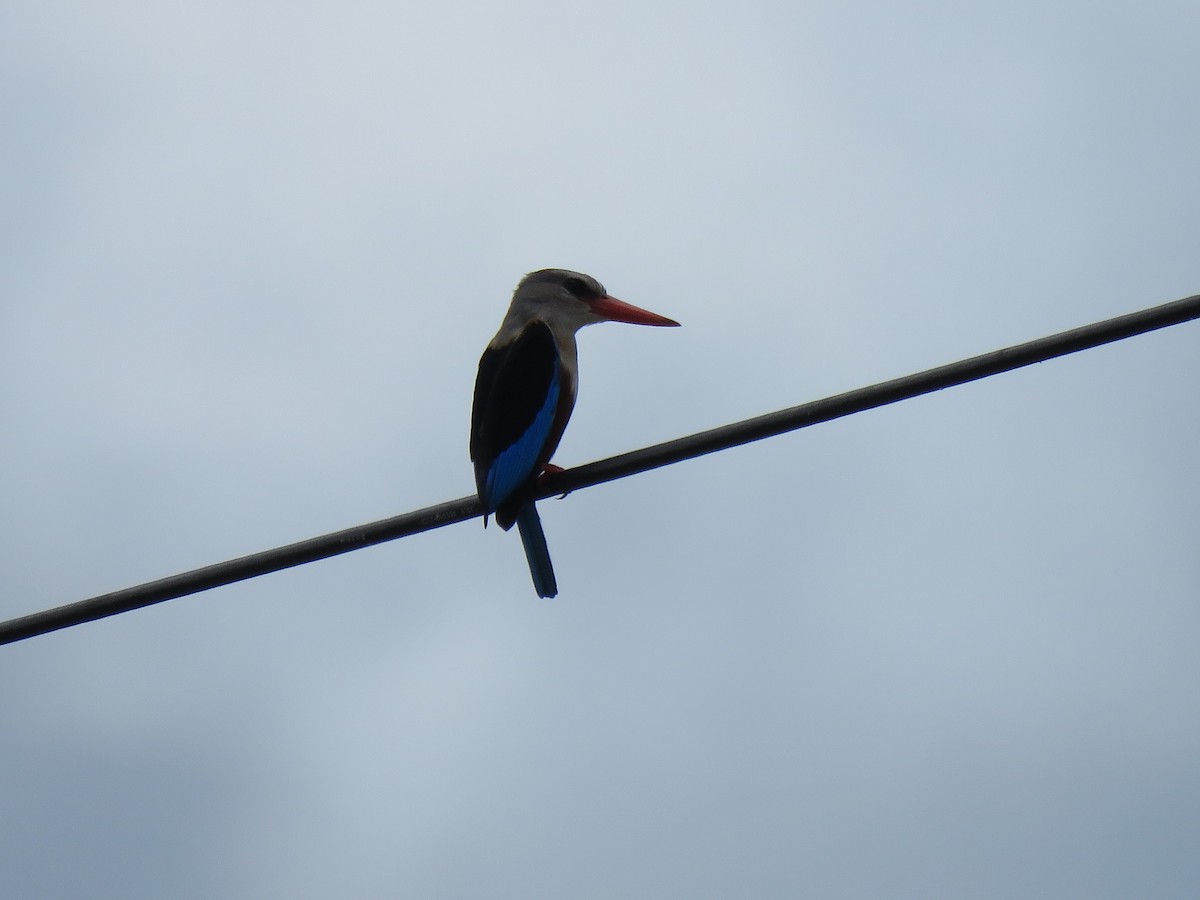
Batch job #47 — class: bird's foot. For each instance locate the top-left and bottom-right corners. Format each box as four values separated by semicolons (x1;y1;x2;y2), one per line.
539;463;570;499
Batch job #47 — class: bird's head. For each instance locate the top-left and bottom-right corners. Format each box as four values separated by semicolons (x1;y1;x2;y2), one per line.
509;268;681;332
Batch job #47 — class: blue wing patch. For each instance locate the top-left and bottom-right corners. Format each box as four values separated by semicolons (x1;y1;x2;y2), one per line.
483;361;560;511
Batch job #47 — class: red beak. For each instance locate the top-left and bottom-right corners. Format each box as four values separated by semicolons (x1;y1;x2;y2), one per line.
587;294;681;327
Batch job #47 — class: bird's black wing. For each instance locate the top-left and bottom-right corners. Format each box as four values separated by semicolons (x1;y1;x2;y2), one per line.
470;321;560;516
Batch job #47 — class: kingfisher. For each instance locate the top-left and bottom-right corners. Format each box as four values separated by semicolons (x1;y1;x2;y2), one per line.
470;269;681;598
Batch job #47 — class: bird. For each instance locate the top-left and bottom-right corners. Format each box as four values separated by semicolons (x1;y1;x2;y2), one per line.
470;269;681;598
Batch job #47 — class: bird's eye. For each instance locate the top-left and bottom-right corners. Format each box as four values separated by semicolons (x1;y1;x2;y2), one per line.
562;277;589;298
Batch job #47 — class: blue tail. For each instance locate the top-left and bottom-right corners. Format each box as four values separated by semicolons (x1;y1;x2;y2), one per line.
516;503;558;598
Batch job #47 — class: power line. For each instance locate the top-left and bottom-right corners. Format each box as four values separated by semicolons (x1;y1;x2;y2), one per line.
544;291;1200;497
3;292;1198;646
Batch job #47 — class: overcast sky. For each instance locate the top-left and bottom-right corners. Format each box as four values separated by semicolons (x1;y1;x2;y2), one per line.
3;1;1199;897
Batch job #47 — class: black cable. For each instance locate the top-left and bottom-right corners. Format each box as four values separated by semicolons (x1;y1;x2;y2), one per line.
544;292;1200;496
3;292;1198;646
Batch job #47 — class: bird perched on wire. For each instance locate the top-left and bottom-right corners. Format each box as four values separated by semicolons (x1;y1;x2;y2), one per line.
470;269;681;598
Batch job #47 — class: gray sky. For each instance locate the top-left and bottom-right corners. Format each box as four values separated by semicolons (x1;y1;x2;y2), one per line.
3;1;1199;897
